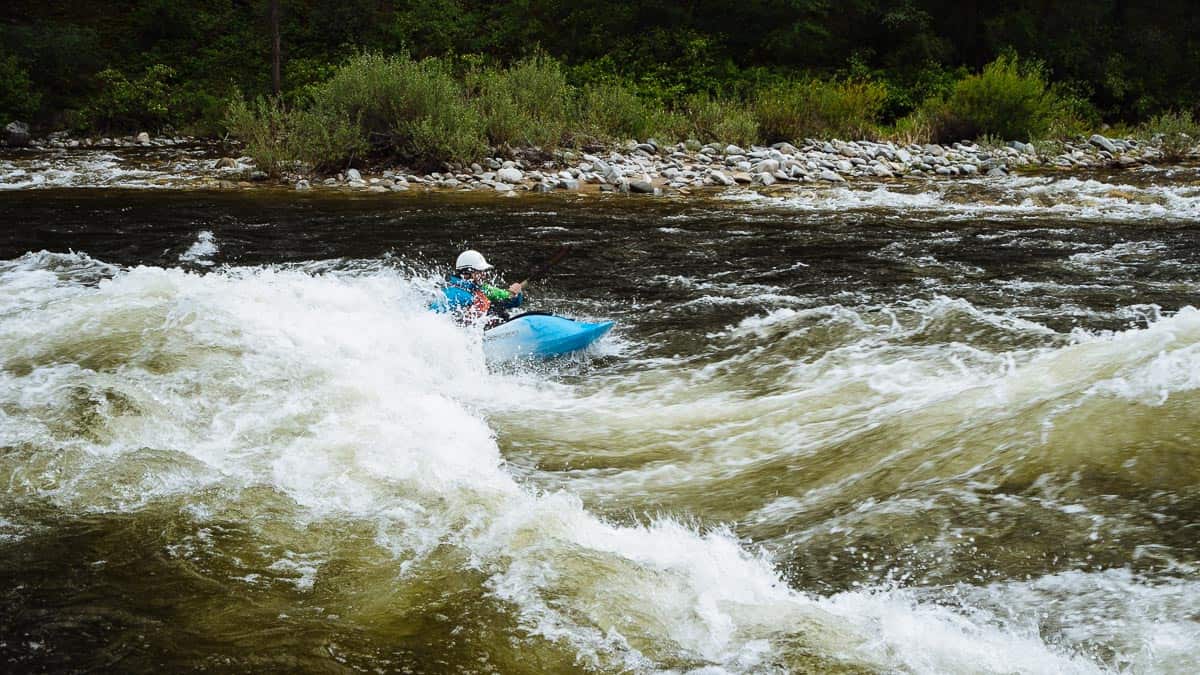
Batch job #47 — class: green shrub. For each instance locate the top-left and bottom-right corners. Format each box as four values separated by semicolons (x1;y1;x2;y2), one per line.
1138;110;1200;161
753;78;887;143
0;51;41;121
680;93;758;147
886;109;933;145
578;81;664;142
225;53;488;171
311;53;486;165
224;96;366;175
83;64;178;133
922;55;1071;143
469;55;573;148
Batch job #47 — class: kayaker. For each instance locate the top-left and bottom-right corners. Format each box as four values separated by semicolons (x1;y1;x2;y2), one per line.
433;249;524;324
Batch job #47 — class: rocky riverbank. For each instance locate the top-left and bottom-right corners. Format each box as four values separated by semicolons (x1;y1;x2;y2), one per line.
2;127;1196;194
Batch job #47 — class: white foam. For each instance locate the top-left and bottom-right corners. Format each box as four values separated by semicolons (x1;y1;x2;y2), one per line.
0;258;1191;672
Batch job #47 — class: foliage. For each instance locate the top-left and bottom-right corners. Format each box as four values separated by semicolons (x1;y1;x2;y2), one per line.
679;94;758;147
224;95;366;174
1138;111;1200;161
753;78;888;143
307;53;487;166
468;55;574;148
81;64;182;133
921;55;1070;143
578;81;666;143
0;51;41;121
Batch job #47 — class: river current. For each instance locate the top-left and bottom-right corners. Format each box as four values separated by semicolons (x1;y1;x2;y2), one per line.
1;168;1198;673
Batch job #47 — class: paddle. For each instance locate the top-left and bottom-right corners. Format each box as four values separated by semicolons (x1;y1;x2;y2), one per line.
520;244;572;286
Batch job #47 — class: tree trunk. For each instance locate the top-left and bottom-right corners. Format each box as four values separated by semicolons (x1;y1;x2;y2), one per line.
270;0;281;98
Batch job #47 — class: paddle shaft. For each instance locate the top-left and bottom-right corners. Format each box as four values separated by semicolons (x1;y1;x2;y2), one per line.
520;245;571;285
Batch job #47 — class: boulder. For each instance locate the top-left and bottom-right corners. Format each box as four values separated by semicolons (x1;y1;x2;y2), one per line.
135;131;151;144
496;167;523;183
818;169;845;183
629;179;655;194
295;179;311;190
724;144;746;156
1088;134;1118;154
708;171;736;186
4;121;31;146
345;168;363;182
214;157;239;169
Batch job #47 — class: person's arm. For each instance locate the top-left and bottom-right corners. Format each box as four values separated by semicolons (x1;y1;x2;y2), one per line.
483;282;525;308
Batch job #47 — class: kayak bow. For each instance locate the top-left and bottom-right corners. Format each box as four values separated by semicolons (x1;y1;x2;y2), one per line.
483;312;613;361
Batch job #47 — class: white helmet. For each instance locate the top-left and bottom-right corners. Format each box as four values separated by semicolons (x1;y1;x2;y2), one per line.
455;249;494;272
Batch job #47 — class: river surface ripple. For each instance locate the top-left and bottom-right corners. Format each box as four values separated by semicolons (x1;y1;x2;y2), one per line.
0;172;1198;673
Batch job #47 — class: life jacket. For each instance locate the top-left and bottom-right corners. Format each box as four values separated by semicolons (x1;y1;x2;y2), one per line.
445;276;490;320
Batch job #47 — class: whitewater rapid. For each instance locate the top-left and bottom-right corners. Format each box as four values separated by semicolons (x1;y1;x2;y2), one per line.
2;243;1197;673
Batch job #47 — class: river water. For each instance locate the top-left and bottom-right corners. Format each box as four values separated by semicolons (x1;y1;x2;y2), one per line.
1;167;1198;673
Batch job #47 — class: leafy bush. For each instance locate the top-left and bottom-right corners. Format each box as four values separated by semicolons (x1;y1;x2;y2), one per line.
83;64;178;132
224;96;366;175
578;81;665;142
754;78;887;143
680;93;758;147
887;109;933;145
225;53;488;172
469;55;573;148
310;53;486;165
922;55;1073;143
1138;110;1200;160
0;51;41;121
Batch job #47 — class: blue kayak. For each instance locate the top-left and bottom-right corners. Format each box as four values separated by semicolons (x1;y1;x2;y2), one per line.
483;312;614;361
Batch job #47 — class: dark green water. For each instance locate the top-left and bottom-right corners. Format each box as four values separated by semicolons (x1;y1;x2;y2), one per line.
1;176;1198;673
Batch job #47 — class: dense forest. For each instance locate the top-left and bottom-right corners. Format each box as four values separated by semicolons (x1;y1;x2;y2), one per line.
3;1;1199;166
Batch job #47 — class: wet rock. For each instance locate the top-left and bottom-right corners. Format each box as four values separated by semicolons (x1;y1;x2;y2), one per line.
629;179;655;194
635;143;657;155
135;132;151;144
214;157;238;169
4;121;30;147
818;169;845;183
557;178;580;190
295;179;311;190
708;171;735;186
755;172;777;186
345;168;362;182
250;170;269;182
484;158;503;170
492;182;514;191
755;159;780;174
532;182;553;193
1088;134;1118;154
871;163;894;178
367;185;389;193
731;172;753;184
496;167;523;183
724;144;745;156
